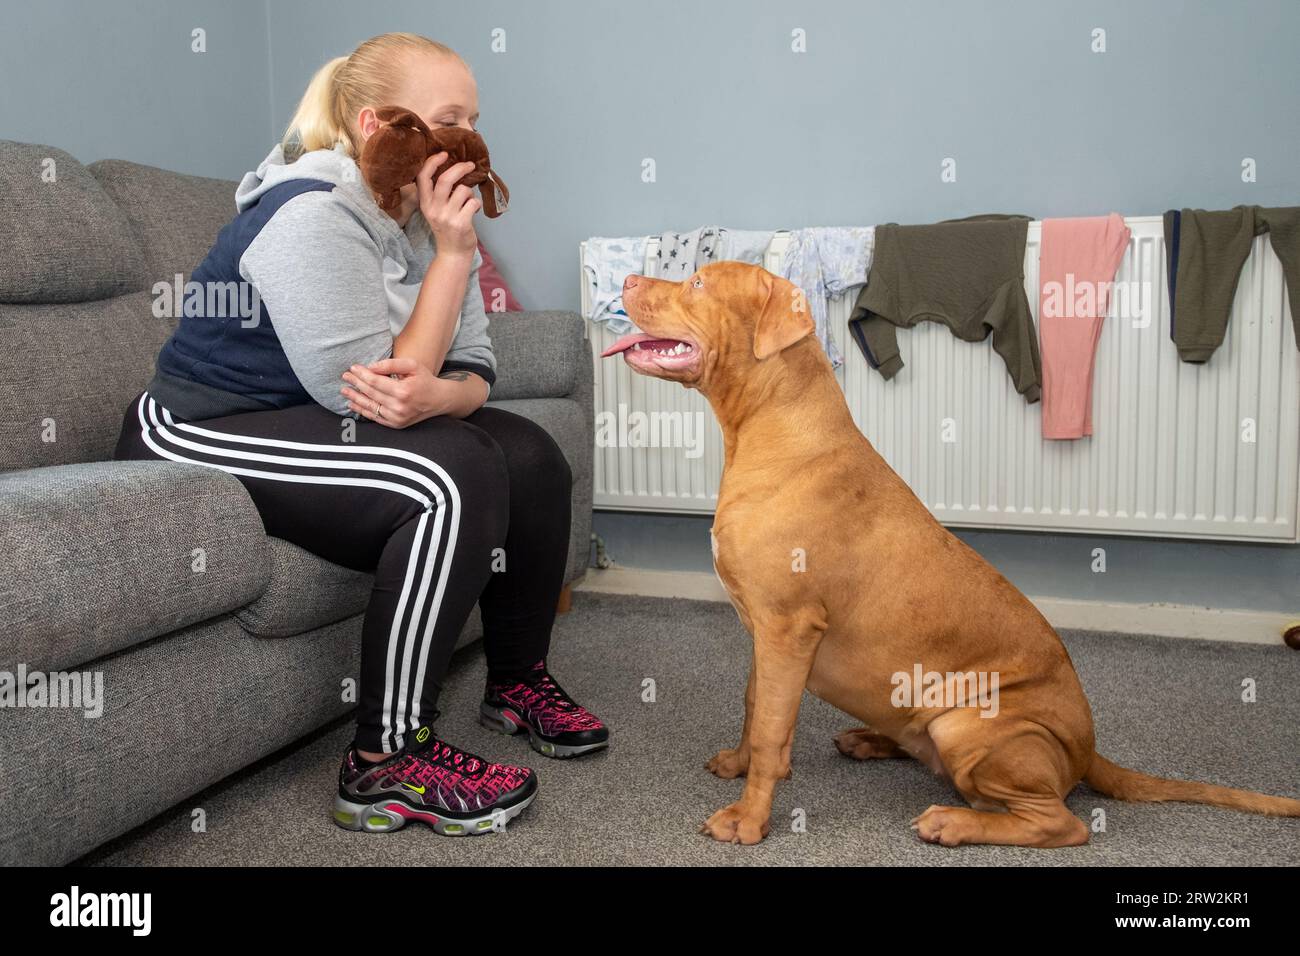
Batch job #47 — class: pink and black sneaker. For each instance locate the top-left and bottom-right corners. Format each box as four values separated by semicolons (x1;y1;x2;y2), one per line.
333;718;537;836
480;661;609;759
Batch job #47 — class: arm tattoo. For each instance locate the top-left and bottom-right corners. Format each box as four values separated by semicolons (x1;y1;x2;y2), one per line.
438;370;471;382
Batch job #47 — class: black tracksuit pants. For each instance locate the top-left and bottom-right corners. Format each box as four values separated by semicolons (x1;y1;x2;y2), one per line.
113;390;573;755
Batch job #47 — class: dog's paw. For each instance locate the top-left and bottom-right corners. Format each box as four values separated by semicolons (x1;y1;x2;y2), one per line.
834;727;903;760
700;802;770;845
705;747;749;779
910;805;976;847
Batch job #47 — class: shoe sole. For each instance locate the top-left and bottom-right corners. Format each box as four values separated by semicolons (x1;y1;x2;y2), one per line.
332;777;537;836
479;702;609;759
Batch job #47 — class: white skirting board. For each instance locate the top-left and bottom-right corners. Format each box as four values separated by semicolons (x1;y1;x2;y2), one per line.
574;567;1298;646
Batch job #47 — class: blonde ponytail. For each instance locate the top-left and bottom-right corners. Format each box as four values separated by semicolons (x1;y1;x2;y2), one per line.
280;33;468;162
281;56;349;159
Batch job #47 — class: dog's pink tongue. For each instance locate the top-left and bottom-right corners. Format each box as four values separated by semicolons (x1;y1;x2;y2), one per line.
601;332;654;358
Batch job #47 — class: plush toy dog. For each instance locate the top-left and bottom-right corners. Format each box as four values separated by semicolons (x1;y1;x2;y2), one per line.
358;106;509;217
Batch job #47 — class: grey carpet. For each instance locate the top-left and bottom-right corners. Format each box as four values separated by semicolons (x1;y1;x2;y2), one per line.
81;592;1300;866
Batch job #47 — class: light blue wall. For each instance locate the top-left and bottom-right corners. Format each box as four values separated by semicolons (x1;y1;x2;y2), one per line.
3;0;1297;612
8;0;1296;311
0;0;272;179
262;0;1300;309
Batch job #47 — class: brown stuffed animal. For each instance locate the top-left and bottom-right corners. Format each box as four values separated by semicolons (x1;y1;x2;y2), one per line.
358;106;509;217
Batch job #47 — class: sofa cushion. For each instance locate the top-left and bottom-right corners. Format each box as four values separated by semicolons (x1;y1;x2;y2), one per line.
232;534;481;654
0;141;147;303
0;612;363;866
0;461;270;672
487;311;586;401
0;291;175;471
88;159;236;285
233;536;373;638
486;396;590;472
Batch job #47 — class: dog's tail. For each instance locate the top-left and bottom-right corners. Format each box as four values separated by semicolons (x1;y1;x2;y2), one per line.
1085;753;1300;816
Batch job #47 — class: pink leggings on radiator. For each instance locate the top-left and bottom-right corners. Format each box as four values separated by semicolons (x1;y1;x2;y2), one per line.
1038;213;1132;439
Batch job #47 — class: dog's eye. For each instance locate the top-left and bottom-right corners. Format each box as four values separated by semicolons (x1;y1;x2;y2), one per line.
692;277;703;289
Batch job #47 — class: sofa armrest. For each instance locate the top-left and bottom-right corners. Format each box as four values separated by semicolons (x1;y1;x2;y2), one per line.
0;461;270;672
484;310;593;586
487;311;588;401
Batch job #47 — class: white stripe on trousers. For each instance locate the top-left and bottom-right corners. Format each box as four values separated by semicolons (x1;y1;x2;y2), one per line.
135;393;462;752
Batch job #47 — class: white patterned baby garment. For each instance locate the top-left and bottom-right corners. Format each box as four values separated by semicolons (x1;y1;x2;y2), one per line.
777;226;876;368
583;236;649;334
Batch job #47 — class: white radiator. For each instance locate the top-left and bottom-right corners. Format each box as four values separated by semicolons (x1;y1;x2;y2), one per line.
580;217;1300;542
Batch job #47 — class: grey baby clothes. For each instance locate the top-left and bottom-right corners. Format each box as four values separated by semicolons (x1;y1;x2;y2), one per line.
654;227;723;280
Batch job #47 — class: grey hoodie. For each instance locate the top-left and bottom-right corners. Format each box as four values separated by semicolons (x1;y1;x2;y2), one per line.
146;142;495;420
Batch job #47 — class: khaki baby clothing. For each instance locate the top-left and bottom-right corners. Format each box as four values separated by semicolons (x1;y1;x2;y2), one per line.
848;215;1041;403
1164;205;1300;362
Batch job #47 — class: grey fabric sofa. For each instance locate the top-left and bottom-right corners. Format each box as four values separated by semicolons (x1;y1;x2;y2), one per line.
0;140;593;866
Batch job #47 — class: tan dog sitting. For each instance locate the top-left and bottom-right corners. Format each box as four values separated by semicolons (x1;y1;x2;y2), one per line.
601;260;1300;847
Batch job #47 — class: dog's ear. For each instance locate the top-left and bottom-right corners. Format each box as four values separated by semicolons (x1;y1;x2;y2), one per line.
753;270;813;361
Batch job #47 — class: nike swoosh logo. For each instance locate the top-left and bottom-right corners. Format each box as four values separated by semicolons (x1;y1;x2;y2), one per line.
401;783;426;794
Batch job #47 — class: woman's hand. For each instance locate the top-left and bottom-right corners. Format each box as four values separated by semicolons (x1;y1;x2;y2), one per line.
341;357;447;428
417;151;481;259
